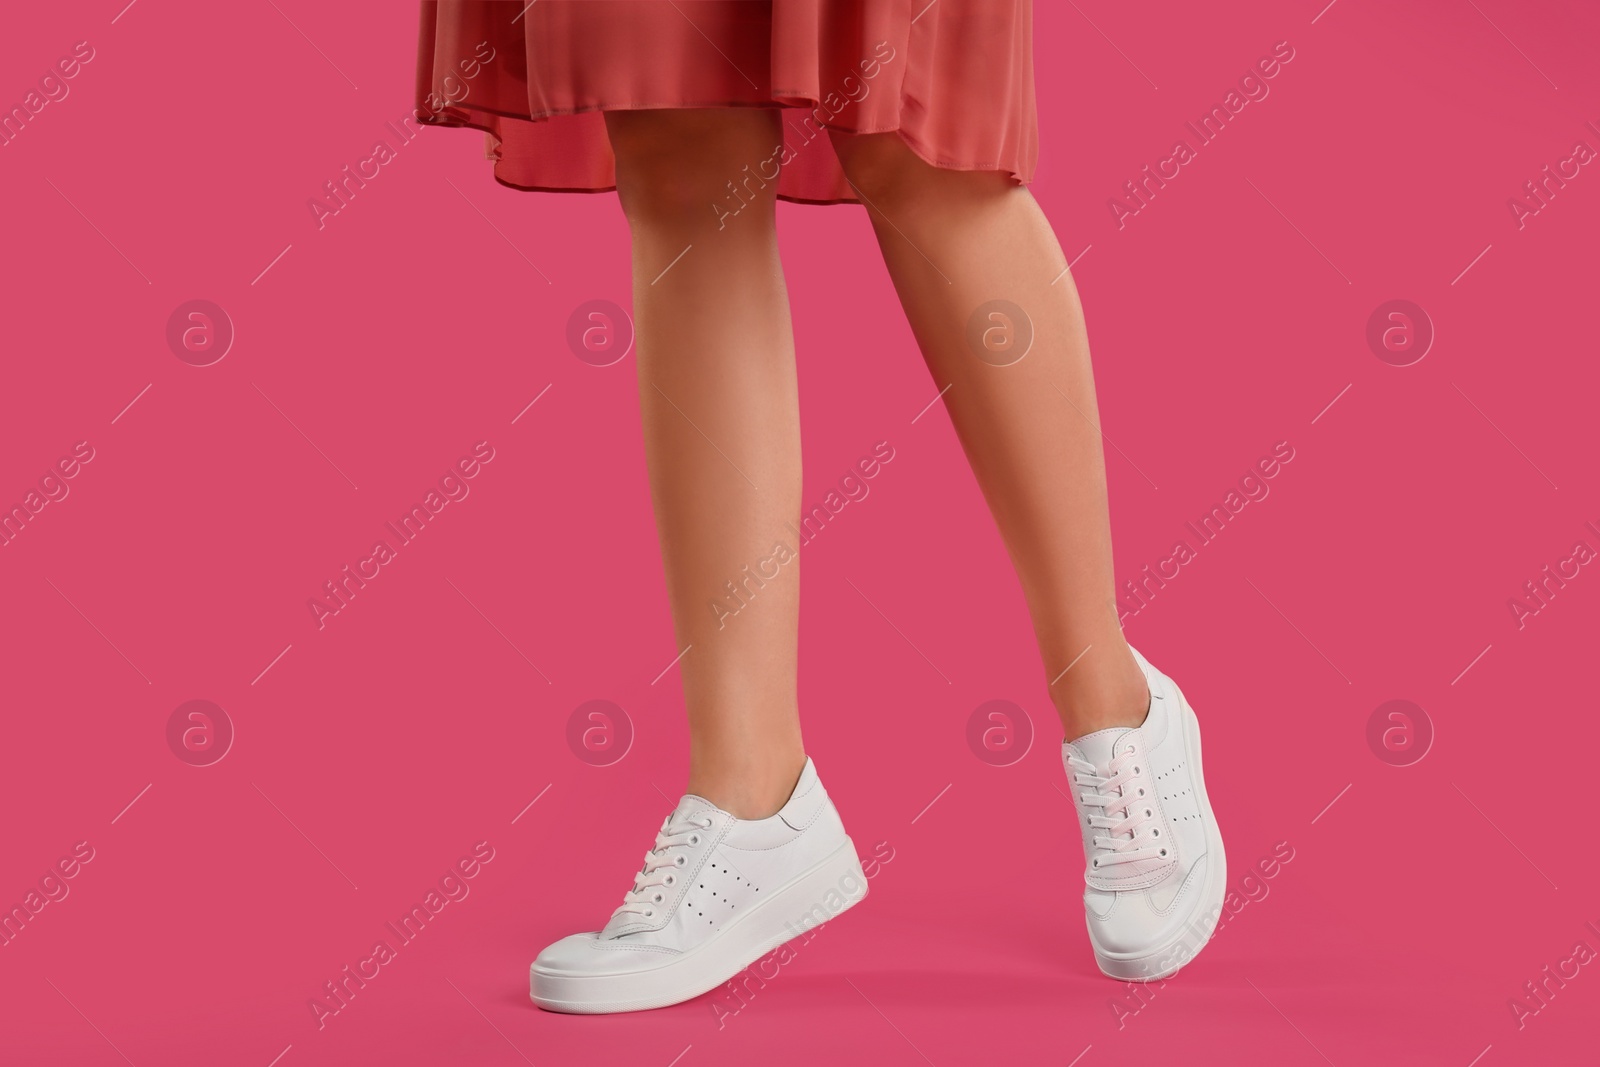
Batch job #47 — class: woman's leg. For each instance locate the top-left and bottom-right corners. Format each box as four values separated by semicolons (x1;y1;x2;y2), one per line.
828;131;1147;740
606;109;805;818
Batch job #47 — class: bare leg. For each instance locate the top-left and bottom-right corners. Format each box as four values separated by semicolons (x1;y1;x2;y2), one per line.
605;109;805;819
829;131;1148;739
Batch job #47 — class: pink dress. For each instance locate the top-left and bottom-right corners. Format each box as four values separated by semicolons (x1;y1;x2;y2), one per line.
414;0;1036;204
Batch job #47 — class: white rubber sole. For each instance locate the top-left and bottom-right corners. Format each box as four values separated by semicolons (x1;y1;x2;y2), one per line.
531;837;868;1013
1092;681;1228;982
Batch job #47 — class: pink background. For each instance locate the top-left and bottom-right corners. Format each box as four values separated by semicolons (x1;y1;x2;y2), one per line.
3;1;1598;1064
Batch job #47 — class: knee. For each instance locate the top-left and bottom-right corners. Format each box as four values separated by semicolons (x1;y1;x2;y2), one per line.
607;111;779;229
828;131;927;206
830;130;1010;211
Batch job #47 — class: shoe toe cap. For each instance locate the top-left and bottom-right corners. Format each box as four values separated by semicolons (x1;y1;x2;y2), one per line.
532;931;680;979
533;932;607;976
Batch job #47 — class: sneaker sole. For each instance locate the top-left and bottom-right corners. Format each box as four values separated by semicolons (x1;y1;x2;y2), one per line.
530;837;868;1013
1092;681;1228;982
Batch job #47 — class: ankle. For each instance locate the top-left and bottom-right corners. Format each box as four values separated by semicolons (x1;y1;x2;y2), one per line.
685;748;805;820
1052;647;1149;740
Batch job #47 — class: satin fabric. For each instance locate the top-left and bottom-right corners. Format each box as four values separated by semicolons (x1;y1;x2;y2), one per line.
415;0;1036;203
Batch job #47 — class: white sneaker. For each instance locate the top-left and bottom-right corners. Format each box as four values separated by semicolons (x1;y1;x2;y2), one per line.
530;757;867;1013
1062;647;1227;981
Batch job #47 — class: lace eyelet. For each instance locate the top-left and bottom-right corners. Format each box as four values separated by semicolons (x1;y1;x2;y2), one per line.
653;893;664;903
1132;765;1141;775
689;835;701;846
1145;808;1153;818
1152;829;1160;837
674;855;687;867
645;910;655;917
1137;787;1146;796
1091;858;1099;869
664;874;676;886
1159;849;1168;858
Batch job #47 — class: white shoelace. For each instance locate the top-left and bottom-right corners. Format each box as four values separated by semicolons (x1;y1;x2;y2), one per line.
610;812;714;922
1066;746;1167;870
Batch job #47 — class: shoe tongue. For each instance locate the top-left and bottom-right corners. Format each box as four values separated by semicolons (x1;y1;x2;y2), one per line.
1065;727;1134;769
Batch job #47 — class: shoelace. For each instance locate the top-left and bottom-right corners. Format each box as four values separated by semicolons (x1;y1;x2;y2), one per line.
1066;745;1167;870
610;812;714;922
